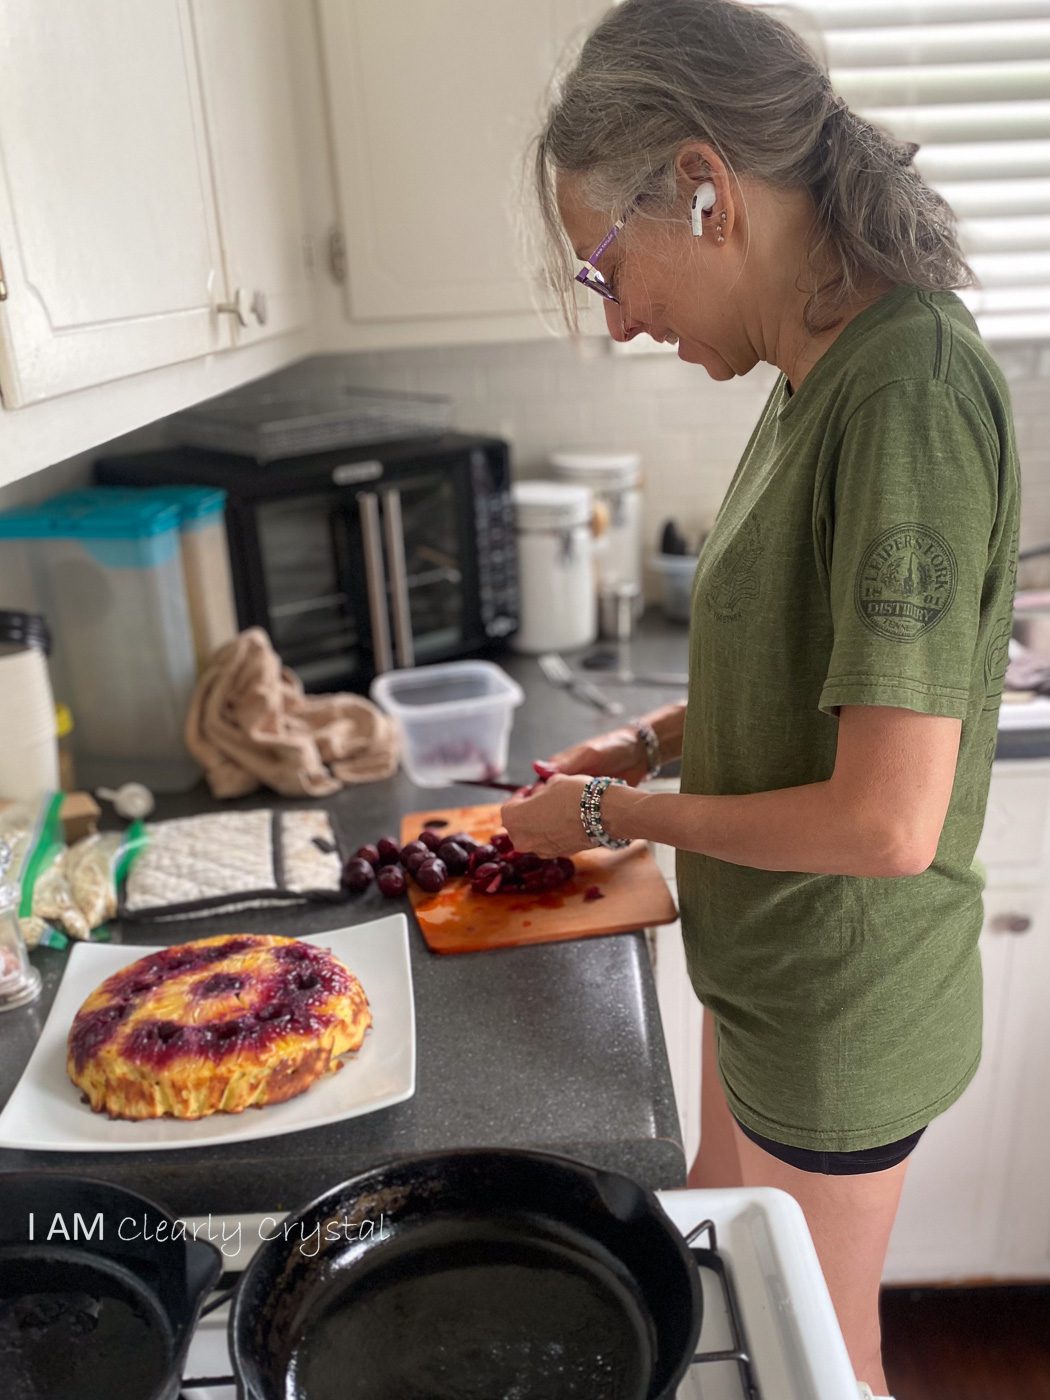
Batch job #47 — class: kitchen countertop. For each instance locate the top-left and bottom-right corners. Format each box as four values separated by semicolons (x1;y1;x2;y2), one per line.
2;610;1045;1215
0;615;697;1214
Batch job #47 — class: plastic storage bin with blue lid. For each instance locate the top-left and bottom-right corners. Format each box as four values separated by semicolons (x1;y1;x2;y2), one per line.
59;483;227;530
0;491;200;793
58;485;238;669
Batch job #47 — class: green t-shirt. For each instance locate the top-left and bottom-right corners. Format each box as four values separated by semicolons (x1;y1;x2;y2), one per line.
677;285;1020;1152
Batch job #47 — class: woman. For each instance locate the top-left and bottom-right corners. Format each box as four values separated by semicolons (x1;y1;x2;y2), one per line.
503;1;1020;1393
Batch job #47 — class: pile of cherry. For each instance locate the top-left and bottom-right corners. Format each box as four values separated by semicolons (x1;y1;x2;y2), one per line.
342;827;602;901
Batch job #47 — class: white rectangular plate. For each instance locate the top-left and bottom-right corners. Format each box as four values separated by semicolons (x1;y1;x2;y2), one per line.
0;916;415;1152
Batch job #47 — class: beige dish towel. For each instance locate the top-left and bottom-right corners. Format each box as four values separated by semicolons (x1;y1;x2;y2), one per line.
186;628;399;799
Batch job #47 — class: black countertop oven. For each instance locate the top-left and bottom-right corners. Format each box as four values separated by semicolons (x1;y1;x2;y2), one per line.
95;433;518;691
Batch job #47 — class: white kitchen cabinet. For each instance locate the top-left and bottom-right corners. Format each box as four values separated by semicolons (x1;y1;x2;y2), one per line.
649;912;702;1168
884;880;1046;1282
0;0;231;408
645;784;702;1167
0;0;311;454
316;0;608;350
189;0;312;346
885;758;1050;1284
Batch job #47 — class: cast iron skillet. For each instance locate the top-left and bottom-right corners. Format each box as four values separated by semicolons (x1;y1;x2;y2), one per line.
0;1173;222;1400
230;1148;702;1400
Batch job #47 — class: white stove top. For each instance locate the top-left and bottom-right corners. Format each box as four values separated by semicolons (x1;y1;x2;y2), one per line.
180;1187;861;1400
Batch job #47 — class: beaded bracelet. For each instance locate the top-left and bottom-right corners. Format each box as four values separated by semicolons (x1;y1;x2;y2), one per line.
634;720;662;780
580;776;631;850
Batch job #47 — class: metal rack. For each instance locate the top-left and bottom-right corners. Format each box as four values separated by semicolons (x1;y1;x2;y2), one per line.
686;1217;763;1399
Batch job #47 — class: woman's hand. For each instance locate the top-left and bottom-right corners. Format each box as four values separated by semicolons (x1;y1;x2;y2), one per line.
501;773;592;857
540;725;649;786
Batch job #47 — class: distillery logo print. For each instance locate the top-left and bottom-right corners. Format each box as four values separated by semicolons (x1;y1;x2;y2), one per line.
855;522;957;641
704;514;765;623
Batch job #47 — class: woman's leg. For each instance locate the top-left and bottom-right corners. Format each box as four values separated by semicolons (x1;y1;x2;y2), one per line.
733;1123;909;1393
687;1011;743;1188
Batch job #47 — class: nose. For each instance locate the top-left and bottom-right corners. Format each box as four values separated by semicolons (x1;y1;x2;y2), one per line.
603;299;641;342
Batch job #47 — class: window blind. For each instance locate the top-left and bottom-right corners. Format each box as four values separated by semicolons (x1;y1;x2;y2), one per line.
755;0;1050;340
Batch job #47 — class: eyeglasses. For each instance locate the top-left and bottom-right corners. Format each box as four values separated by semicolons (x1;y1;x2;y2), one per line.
574;216;627;304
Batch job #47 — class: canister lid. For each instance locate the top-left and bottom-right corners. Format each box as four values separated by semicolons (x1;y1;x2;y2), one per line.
0;491;182;540
549;450;641;491
512;481;592;530
70;485;228;526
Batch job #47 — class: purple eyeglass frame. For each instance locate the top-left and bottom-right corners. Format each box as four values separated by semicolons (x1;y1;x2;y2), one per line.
574;215;627;303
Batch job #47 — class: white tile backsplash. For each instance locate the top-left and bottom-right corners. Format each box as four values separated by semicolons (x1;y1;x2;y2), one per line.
2;332;1050;594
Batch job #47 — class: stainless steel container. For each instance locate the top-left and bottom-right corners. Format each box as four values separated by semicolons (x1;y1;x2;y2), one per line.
599;582;641;641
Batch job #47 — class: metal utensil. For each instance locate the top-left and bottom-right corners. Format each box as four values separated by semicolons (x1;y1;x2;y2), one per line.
592;669;689;688
538;652;624;716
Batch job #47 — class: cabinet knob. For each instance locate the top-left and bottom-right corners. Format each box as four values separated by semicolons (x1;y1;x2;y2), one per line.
250;289;268;326
990;912;1032;934
215;287;250;327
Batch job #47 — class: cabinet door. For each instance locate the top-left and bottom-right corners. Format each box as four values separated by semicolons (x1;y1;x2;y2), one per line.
189;0;311;345
884;885;1038;1284
646;829;701;1165
0;0;230;407
996;884;1050;1277
318;0;607;325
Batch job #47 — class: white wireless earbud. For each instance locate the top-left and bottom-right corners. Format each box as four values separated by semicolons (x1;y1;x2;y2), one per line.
690;180;718;237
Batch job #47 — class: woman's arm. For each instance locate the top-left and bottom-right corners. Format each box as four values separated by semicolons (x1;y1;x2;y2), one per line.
504;706;962;878
543;701;688;785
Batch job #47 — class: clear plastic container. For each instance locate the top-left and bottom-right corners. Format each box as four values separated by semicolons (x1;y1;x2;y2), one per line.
651;553;700;623
371;660;524;788
0;493;199;792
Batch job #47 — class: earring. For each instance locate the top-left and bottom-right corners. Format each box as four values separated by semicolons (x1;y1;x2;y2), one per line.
716;210;727;245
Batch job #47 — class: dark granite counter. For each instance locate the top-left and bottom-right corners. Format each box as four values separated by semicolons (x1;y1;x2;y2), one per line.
0;616;696;1214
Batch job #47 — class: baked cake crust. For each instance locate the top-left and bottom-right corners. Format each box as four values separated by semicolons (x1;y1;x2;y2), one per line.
67;934;371;1120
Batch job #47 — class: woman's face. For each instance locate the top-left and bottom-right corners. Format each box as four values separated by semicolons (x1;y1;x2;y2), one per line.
556;170;759;381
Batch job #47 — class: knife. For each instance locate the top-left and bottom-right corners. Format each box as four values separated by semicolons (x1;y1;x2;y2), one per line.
455;778;530;793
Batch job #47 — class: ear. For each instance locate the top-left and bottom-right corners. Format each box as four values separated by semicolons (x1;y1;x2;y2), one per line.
675;142;735;240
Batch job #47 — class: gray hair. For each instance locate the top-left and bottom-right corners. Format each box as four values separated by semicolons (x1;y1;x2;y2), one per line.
531;0;974;335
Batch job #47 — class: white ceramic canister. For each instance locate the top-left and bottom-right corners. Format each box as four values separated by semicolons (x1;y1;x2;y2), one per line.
550;451;643;610
511;482;597;654
0;612;59;802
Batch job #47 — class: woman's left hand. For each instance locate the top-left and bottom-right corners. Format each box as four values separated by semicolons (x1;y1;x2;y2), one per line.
500;773;592;857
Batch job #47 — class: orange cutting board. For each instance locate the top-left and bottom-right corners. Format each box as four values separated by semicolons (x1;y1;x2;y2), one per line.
399;804;678;955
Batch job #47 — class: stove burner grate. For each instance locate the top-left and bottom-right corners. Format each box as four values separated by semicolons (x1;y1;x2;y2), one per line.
182;1220;765;1399
686;1217;762;1398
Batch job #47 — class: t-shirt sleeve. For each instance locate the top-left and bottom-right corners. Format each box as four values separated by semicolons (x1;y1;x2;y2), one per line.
818;378;999;720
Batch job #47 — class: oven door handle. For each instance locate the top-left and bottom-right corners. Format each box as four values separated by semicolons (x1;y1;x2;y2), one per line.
382;487;415;668
359;491;394;674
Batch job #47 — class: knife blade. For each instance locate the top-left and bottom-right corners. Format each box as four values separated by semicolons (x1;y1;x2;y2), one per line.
455;778;528;793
